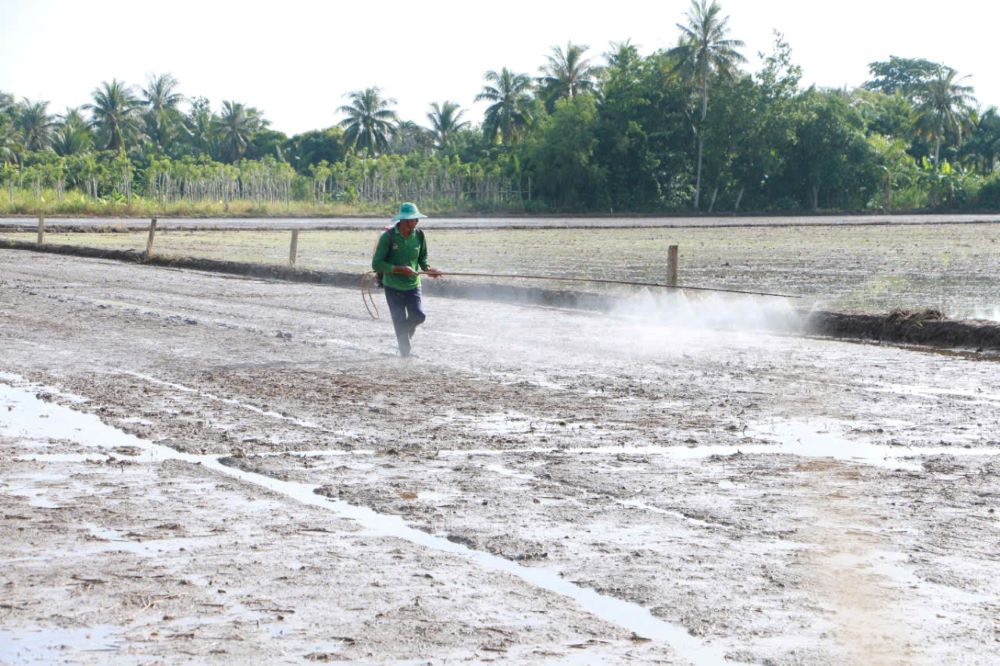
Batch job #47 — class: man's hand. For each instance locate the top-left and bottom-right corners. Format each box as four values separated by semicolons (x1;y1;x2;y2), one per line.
394;266;418;278
424;267;443;279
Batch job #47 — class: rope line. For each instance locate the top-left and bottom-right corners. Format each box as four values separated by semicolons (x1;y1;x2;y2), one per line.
434;271;800;299
362;270;799;320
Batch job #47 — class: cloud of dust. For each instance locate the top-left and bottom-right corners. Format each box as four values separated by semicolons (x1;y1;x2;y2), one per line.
971;306;1000;322
608;288;806;335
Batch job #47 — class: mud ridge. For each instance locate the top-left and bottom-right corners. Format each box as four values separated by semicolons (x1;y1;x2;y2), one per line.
806;309;1000;352
4;238;998;351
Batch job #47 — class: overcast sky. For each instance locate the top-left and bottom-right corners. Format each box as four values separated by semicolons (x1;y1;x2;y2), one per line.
1;0;997;136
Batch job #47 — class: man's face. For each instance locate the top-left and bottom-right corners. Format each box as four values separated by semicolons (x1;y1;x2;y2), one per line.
399;218;419;235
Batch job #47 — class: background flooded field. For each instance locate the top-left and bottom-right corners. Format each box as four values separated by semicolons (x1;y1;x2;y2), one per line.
3;216;999;319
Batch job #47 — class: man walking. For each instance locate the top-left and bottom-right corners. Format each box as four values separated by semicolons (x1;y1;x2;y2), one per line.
371;202;442;357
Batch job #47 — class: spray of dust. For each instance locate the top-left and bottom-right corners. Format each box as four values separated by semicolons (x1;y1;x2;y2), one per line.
608;288;806;335
971;305;1000;322
430;285;811;375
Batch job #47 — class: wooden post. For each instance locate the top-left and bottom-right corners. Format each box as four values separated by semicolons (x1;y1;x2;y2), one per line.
667;245;678;287
145;218;157;257
288;229;299;268
37;213;45;244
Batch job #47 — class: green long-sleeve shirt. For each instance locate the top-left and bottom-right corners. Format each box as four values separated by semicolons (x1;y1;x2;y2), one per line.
371;225;427;291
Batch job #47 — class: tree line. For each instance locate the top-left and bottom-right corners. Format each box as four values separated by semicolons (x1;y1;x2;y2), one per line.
2;0;1000;214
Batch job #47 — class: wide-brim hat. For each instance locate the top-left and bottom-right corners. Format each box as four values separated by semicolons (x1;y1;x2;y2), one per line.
392;202;428;221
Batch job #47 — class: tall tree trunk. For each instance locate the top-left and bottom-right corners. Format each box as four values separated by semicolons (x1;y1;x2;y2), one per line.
694;83;708;211
734;186;744;212
934;119;944;169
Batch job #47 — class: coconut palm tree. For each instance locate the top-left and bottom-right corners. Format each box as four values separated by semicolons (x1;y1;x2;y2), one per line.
476;68;533;146
668;0;745;210
338;88;398;156
426;101;470;152
141;73;184;151
538;42;597;108
85;79;142;152
52;107;94;156
915;68;975;168
215;100;265;163
15;99;55;152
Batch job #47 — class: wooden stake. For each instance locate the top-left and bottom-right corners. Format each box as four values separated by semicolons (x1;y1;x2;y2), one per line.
667;245;678;287
288;229;299;268
146;218;157;257
37;213;45;244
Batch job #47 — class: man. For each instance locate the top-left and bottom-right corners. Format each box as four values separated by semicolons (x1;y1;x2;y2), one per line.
371;202;442;357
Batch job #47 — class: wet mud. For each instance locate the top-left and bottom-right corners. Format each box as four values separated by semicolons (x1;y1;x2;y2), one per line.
1;249;999;664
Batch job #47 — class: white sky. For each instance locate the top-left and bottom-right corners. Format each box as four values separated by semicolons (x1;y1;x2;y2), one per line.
1;0;997;136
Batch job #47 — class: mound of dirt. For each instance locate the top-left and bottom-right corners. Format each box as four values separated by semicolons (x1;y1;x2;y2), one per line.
807;309;1000;351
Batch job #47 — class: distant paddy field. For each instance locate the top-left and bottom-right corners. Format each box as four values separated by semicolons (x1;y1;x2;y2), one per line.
2;216;998;319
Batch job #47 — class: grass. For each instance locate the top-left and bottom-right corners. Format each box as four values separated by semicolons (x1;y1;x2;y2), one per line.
0;190;388;218
3;223;998;319
0;188;523;218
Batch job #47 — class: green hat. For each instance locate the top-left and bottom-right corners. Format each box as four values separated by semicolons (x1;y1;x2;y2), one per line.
392;202;428;221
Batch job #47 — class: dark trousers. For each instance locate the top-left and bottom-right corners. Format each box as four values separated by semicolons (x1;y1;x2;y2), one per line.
384;286;426;357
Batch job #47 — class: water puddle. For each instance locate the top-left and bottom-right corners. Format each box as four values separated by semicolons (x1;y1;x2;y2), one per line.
0;625;123;663
6;487;62;509
0;375;732;664
747;419;1000;471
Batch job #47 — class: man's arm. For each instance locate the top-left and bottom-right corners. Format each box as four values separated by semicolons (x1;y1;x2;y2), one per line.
371;232;393;274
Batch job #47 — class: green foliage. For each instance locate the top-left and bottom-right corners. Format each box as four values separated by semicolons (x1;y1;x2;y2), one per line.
917;158;979;209
865;56;947;99
867;133;919;209
4;5;1000;214
976;174;1000;207
284;127;346;174
523;96;606;210
782;90;880;210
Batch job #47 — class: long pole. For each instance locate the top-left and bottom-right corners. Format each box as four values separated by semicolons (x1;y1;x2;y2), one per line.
420;271;799;300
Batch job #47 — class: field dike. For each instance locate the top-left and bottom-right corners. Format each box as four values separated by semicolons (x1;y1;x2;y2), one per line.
3;237;998;352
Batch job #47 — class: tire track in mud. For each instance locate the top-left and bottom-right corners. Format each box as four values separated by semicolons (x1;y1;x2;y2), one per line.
788;459;920;664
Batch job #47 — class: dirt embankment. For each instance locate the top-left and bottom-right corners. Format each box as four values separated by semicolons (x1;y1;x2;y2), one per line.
806;309;1000;352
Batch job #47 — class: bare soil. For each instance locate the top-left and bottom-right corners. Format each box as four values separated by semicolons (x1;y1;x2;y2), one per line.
1;249;998;664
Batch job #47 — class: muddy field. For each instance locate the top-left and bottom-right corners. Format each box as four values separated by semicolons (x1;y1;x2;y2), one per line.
1;248;999;664
2;219;999;319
